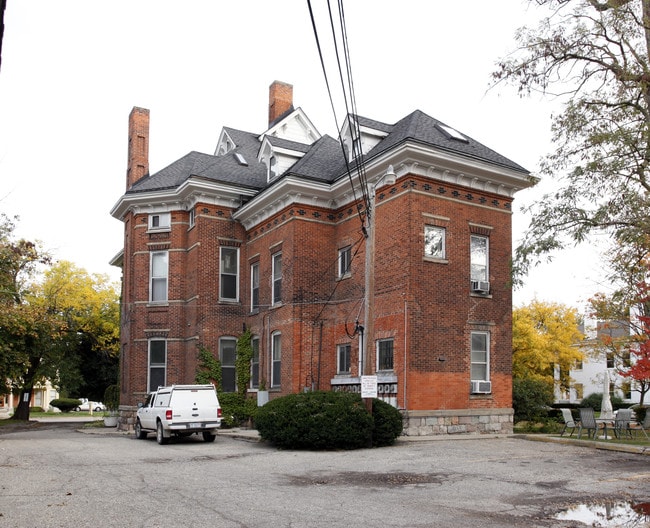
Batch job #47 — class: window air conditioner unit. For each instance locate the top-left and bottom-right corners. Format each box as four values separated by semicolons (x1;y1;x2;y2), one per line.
471;280;490;294
471;380;492;394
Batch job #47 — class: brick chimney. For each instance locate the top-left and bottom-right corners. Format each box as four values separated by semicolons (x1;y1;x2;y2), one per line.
268;81;293;127
126;107;150;189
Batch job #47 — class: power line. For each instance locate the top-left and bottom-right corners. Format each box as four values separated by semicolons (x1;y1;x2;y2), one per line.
306;0;369;233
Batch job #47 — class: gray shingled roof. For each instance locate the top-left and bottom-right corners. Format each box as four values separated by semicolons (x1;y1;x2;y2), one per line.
283;135;343;182
127;128;268;194
362;110;529;174
126;109;528;196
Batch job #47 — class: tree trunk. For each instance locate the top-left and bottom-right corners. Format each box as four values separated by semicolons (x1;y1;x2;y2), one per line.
11;388;32;421
10;354;41;422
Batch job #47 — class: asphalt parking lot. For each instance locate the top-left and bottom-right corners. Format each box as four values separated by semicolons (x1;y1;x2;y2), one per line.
0;422;649;527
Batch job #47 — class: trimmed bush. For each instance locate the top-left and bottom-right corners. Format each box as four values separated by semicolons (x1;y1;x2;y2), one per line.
49;398;81;413
255;391;373;450
579;392;625;412
371;398;403;447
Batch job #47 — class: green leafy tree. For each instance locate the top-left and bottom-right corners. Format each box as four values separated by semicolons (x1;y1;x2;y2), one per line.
0;214;120;420
513;300;584;393
493;0;650;285
36;261;120;401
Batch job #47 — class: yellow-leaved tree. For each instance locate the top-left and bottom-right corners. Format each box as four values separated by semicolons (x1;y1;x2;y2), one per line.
513;300;584;394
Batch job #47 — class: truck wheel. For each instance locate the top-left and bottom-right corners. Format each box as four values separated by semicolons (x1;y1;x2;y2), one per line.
135;419;147;440
156;421;169;445
202;432;216;443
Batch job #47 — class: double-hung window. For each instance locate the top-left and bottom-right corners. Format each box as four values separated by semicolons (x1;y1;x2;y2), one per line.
337;344;351;374
148;339;167;392
220;247;239;301
251;336;260;388
271;332;281;387
338;246;352;277
150;251;168;303
251;262;260;310
220;337;237;393
470;235;489;282
424;225;446;259
377;339;394;371
470;331;489;381
272;253;282;305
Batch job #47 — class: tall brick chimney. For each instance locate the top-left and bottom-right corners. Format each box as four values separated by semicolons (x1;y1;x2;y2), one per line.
268;81;293;127
126;107;150;190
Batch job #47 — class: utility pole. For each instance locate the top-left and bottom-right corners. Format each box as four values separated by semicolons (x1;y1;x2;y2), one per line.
362;166;396;405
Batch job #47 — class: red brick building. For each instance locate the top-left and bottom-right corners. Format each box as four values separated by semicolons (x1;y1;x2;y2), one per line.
110;81;535;435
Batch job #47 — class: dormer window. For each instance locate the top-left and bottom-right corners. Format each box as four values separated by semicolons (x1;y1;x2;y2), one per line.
268;155;277;180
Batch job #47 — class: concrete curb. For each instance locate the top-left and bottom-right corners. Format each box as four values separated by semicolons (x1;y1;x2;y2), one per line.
516;433;650;456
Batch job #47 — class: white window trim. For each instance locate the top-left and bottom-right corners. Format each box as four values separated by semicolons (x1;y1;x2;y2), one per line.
149;251;169;303
251;336;260;389
424;225;446;260
337;343;351;374
219;336;237;393
219;247;240;302
470;331;490;382
376;338;394;372
251;262;260;310
470;235;489;282
271;331;281;388
338;246;352;278
272;252;282;305
148;339;167;392
148;212;171;231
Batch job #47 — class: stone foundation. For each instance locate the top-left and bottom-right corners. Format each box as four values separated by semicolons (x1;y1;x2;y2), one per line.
402;408;513;436
117;405;138;432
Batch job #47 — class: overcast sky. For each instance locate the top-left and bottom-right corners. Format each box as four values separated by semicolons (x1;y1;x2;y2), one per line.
0;1;608;311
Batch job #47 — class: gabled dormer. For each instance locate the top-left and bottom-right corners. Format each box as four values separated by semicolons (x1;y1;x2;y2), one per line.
214;128;236;156
340;114;391;162
256;81;321;182
258;135;310;183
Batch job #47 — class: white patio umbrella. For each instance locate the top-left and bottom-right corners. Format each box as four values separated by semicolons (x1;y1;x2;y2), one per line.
600;369;615;420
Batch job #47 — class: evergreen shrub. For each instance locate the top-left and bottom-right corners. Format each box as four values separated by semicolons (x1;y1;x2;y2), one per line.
371;398;403;447
255;391;373;450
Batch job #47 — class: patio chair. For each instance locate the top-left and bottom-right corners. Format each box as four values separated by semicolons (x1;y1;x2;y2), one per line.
630;410;650;440
577;407;603;439
559;408;578;437
613;409;633;440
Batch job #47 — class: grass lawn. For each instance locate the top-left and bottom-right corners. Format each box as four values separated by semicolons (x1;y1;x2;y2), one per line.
515;420;650;447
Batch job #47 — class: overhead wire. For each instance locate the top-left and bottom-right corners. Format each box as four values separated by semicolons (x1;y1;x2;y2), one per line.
306;0;370;234
332;0;371;219
311;231;366;325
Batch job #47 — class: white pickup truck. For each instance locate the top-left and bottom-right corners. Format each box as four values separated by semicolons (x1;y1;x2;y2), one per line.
135;384;222;444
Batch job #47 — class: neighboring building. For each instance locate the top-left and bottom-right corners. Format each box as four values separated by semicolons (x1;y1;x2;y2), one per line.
0;380;60;414
557;319;641;406
110;81;535;435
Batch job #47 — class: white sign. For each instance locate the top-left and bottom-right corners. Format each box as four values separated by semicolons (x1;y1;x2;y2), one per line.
361;375;378;399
